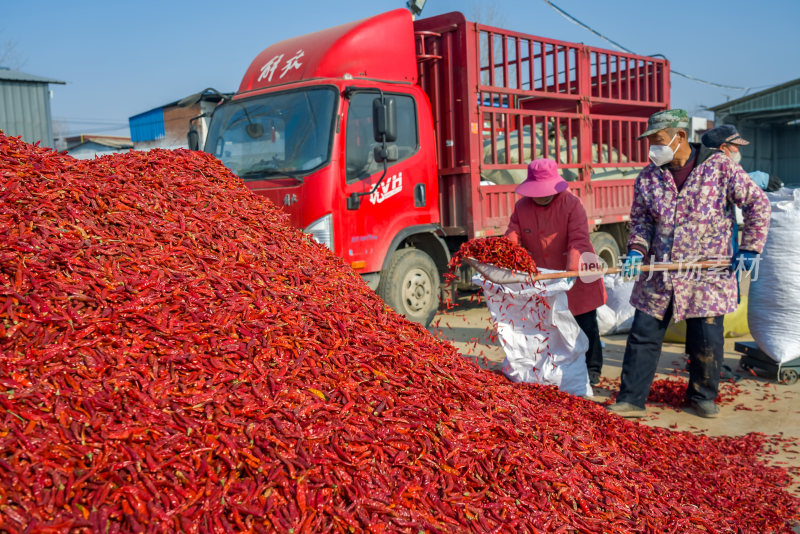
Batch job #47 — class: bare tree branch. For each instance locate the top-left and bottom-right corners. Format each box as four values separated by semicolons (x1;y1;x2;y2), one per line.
468;1;506;27
0;37;27;70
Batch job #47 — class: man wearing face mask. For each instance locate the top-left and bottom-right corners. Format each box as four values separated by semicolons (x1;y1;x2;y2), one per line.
702;124;783;192
505;158;608;386
702;124;762;272
608;110;770;419
703;124;747;165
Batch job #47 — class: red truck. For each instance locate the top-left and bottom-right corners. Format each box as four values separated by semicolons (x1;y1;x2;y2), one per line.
199;9;669;325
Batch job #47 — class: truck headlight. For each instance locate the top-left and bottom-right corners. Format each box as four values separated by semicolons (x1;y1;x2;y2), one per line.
304;213;334;251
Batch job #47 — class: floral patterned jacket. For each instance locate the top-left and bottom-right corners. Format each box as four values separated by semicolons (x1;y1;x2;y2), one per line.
627;144;770;321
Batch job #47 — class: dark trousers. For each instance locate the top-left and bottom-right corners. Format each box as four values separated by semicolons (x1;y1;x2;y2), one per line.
617;301;724;408
574;310;603;377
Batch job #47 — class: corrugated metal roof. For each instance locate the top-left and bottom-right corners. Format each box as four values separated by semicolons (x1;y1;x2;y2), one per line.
713;79;800;184
0;67;65;85
710;77;800;120
67;135;133;150
129;89;232;119
68;142;129;160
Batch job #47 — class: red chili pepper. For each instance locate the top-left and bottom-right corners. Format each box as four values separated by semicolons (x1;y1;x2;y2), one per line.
447;236;540;279
0;132;798;532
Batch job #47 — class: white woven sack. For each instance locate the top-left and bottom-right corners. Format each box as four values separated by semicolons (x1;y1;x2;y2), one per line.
748;188;800;363
473;270;591;397
596;304;617;336
599;274;635;335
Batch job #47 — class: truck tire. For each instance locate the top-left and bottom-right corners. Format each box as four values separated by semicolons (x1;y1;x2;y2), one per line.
590;231;621;270
377;248;440;327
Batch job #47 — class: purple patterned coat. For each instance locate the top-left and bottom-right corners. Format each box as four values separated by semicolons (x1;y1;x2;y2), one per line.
627;144;770;321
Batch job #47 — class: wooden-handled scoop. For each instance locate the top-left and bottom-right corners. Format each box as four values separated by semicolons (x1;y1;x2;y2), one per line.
531;261;730;281
466;257;730;285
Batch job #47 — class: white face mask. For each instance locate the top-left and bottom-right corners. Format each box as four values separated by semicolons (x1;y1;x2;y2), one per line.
730;150;742;164
648;134;679;166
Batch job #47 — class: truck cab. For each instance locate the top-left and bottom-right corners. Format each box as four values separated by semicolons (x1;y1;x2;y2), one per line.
203;10;446;325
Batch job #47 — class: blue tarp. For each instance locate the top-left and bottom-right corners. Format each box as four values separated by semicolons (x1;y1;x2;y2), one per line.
749;170;770;190
129;108;165;143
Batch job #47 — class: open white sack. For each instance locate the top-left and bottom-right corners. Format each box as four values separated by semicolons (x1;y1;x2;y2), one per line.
473;270;592;397
596;274;636;335
748;188;800;363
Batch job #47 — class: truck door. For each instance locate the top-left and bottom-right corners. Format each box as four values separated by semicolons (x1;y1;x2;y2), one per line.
341;89;441;325
342;90;425;265
344;92;420;201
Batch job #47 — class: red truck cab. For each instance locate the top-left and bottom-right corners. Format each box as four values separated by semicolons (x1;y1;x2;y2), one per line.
205;10;446;324
202;9;669;326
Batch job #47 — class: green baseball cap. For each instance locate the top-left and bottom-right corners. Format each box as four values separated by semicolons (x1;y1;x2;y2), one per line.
638;109;690;139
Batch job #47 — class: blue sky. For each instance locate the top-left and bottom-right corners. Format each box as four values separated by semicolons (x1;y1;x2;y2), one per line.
4;0;799;139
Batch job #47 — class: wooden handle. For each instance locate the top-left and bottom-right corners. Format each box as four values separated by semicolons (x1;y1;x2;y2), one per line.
531;261;729;281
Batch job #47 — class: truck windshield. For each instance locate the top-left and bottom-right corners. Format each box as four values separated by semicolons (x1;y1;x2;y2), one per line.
205;87;337;179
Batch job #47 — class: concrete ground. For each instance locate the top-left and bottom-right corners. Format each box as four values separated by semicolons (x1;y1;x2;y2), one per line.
430;291;800;495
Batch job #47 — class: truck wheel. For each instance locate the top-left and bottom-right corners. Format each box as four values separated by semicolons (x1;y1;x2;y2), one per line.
378;248;440;327
590;231;621;270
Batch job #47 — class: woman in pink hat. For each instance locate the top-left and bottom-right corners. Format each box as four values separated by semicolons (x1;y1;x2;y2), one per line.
505;158;608;385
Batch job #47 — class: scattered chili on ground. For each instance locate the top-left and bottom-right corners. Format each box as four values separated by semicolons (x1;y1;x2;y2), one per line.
597;377;745;408
1;133;798;532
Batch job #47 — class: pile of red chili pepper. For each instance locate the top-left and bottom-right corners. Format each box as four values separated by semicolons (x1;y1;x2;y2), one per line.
447;236;539;277
1;133;798;532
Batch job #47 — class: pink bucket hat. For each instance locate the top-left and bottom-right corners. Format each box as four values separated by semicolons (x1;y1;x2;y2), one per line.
515;159;568;198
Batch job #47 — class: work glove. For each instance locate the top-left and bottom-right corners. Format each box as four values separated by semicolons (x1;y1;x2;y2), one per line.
622;250;644;278
731;250;759;273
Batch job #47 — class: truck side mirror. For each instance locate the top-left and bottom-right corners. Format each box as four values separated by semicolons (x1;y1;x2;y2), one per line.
374;145;399;163
187;127;200;151
372;97;397;142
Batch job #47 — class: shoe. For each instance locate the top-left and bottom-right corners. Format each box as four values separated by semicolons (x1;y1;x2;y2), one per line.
690;400;720;418
606;402;647;418
589;373;600;386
